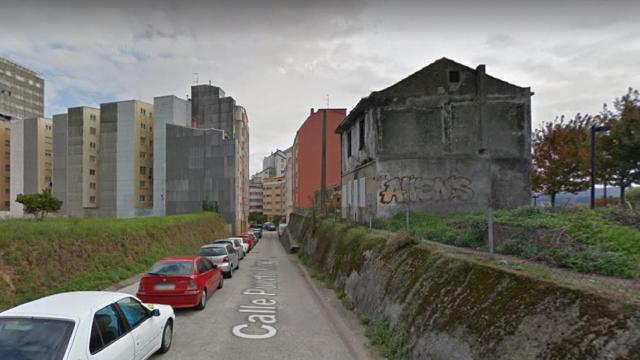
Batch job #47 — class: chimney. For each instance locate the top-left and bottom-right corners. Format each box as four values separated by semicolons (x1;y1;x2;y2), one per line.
310;108;314;115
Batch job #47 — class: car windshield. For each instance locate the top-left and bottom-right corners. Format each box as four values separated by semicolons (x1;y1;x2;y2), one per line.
0;317;75;360
199;247;226;256
148;260;193;275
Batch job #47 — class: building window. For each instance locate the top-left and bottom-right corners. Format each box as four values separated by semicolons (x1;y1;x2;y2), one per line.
4;164;9;171
139;152;146;159
140;180;146;188
139;167;146;175
90;127;97;135
89;196;96;203
140;137;145;145
90;142;96;149
90;182;96;189
359;119;365;150
4;201;8;208
449;70;460;83
89;169;96;175
149;126;152;132
140;108;146;116
139;195;145;202
347;130;352;157
4;177;9;184
90;114;97;121
89;155;96;163
141;123;146;129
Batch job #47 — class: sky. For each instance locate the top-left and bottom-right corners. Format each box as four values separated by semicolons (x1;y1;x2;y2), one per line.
1;0;639;174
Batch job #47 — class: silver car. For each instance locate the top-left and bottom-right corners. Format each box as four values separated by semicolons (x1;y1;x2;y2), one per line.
214;238;245;260
198;243;238;278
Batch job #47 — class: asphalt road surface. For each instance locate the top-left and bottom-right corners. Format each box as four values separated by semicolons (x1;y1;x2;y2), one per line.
120;231;373;360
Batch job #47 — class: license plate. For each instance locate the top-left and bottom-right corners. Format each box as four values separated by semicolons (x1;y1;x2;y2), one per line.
154;283;175;291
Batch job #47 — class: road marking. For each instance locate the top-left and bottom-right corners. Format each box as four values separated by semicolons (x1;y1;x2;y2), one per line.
232;259;279;340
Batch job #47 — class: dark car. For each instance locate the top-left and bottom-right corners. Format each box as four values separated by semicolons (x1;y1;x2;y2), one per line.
251;227;263;239
263;222;276;231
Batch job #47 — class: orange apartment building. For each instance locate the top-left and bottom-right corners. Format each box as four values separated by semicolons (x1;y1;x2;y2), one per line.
292;108;345;210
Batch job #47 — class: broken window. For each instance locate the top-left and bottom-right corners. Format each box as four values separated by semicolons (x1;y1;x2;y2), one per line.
449;70;460;83
347;130;352;157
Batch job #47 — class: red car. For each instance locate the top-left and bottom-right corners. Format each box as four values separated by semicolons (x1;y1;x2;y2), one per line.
137;256;223;310
244;232;258;245
237;233;254;250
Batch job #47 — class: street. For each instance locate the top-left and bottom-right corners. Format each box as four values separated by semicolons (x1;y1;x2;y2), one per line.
120;231;372;360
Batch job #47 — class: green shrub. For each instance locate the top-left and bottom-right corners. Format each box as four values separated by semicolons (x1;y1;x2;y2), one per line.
365;320;411;360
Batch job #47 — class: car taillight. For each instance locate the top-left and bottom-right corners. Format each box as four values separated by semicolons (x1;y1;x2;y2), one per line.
223;256;229;262
187;279;197;290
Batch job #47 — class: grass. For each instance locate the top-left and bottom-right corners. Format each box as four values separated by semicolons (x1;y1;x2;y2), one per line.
374;207;640;279
0;212;229;310
365;320;411;360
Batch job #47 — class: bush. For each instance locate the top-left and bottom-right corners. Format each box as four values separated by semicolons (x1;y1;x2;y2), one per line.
16;190;62;219
365;320;411;360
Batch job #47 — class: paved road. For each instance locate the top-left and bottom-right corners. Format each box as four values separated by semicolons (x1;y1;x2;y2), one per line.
120;231;373;360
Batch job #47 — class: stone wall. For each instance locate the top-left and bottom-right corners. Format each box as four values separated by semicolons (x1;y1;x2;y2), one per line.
287;213;640;359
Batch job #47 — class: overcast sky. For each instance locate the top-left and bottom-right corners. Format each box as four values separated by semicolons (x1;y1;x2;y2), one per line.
1;0;639;174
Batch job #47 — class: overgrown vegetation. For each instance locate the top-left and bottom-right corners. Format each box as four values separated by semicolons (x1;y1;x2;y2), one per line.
0;212;228;310
374;206;640;279
365;320;411;360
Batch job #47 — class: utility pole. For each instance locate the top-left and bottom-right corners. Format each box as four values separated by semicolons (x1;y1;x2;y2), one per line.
320;109;327;218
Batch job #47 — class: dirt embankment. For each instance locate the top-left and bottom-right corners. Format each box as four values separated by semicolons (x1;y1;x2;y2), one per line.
0;213;229;311
287;213;640;359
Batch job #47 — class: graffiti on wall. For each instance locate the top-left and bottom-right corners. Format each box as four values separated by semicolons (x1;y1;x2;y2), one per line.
379;175;474;204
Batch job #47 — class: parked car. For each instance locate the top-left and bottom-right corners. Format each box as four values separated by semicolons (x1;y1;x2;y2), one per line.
278;222;287;237
0;291;175;360
198;244;238;278
230;236;249;254
243;231;258;245
263;222;276;231
213;238;245;260
251;227;263;239
137;256;223;310
237;233;254;250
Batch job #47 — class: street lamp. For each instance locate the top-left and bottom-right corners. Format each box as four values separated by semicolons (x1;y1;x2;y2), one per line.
590;125;609;209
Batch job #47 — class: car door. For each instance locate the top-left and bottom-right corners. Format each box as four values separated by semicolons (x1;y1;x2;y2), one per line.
197;258;214;293
89;304;135;360
227;244;238;268
115;297;160;360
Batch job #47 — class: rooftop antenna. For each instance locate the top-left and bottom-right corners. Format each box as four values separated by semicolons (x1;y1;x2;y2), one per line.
209;80;211;86
192;73;199;84
326;94;330;108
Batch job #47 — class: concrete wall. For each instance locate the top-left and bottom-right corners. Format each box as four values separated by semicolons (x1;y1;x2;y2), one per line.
22;117;39;195
340;58;531;220
52;113;67;213
152;95;191;216
98;102;118;217
9;119;23;216
165;124;237;230
66;108;86;216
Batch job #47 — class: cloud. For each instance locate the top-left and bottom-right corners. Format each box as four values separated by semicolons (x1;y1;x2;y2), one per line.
1;0;639;175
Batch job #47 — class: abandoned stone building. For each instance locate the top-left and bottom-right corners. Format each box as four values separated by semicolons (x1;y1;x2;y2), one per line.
337;58;532;220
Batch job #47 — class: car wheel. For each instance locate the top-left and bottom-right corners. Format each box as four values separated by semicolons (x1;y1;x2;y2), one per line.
235;262;240;270
196;289;207;310
157;320;173;354
226;267;233;279
217;276;224;289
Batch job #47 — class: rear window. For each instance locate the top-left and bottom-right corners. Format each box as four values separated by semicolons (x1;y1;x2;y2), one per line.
199;247;227;256
0;317;75;360
148;261;194;275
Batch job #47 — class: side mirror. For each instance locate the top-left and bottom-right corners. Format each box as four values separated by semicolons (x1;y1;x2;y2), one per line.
151;309;160;317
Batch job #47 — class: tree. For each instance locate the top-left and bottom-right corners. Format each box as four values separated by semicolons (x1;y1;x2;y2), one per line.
531;114;593;206
598;88;640;204
16;189;63;219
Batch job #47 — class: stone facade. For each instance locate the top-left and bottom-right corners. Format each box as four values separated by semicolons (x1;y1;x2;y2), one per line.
337;58;532;221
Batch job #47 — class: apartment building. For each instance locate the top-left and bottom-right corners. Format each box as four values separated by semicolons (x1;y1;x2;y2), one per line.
191;84;250;233
249;180;264;215
0;120;10;211
262;149;289;177
0;57;44;121
52;107;101;216
98;100;154;218
263;176;285;221
10;117;53;216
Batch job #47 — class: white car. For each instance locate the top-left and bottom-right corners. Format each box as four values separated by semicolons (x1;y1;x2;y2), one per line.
0;291;175;360
230;236;249;254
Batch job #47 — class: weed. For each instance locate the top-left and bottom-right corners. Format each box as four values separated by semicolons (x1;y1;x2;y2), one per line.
365;320;412;360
